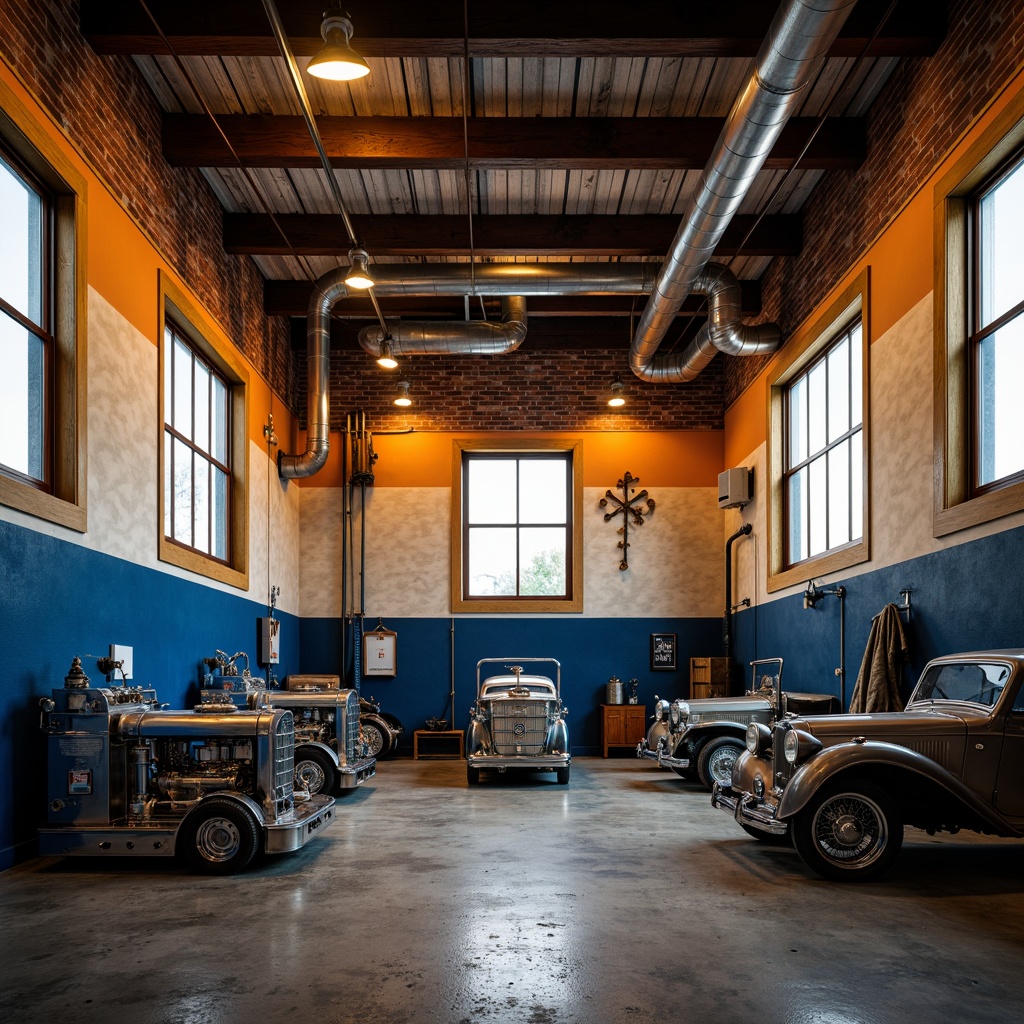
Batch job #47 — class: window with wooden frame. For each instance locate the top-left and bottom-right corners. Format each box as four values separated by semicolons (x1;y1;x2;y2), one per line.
0;80;87;532
935;93;1024;536
159;273;249;589
451;439;583;613
767;270;869;592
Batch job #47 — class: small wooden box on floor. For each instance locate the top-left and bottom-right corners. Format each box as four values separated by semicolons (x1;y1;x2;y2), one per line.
690;657;730;699
600;704;646;757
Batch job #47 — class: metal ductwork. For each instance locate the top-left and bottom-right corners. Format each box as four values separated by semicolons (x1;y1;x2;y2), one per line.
630;0;858;383
357;295;528;358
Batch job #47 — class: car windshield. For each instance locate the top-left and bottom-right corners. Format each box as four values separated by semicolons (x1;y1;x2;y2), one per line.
911;661;1011;708
481;681;555;697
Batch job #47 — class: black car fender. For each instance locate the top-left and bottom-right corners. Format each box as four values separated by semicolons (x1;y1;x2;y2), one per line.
776;740;1021;837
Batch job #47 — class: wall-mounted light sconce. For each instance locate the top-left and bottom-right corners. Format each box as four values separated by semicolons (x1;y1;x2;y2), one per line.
607;374;626;407
344;247;374;289
376;337;398;369
393;380;412;407
307;5;370;81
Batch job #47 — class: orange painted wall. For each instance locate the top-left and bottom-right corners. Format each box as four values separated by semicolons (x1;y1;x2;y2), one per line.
293;430;724;488
725;65;1024;462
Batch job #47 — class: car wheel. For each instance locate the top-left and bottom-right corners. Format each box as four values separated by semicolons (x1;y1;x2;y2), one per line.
696;736;744;791
791;779;903;881
466;763;481;786
294;746;337;796
182;798;260;874
361;720;390;759
556;765;570;785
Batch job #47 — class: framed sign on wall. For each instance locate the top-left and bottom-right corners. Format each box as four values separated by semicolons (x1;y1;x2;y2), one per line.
649;633;678;672
363;621;397;677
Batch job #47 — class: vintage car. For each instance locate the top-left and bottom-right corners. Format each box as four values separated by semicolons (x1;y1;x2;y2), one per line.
466;658;570;786
713;650;1024;881
638;659;838;790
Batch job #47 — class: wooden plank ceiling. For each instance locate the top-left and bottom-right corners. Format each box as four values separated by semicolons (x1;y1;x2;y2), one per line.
82;1;946;350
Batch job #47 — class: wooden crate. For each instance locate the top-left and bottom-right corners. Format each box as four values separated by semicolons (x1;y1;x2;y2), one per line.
690;657;731;698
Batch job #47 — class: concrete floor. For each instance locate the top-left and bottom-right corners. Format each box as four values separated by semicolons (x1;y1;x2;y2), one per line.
3;757;1024;1024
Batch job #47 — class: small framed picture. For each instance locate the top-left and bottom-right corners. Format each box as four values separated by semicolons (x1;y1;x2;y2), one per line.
650;633;677;672
363;628;397;677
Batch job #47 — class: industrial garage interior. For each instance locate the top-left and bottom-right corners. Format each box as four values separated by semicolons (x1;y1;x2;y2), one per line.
3;0;1024;1020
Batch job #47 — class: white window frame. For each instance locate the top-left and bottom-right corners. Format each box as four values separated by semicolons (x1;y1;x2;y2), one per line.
767;269;870;592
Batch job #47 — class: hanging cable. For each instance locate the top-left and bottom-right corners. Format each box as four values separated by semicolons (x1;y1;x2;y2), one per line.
461;0;477;296
136;0;320;284
260;0;391;338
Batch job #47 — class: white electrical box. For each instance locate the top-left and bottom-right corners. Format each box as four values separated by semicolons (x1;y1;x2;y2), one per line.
109;644;133;680
718;467;752;509
259;617;280;664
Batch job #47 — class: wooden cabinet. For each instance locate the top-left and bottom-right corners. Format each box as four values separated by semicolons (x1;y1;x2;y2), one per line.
690;657;731;699
600;704;647;757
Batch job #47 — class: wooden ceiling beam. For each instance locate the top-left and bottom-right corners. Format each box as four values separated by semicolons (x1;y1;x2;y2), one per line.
228;213;800;258
164;115;864;171
266;283;762;320
82;1;946;58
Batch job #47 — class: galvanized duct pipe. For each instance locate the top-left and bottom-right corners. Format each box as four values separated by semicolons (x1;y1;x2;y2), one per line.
279;263;661;478
357;295;527;357
630;0;857;382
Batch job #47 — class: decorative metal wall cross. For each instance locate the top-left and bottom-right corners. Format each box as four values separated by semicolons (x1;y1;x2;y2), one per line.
600;471;656;571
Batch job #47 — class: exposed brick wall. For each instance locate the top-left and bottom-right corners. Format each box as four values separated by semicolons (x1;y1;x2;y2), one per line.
724;0;1024;407
295;345;725;432
0;1;294;402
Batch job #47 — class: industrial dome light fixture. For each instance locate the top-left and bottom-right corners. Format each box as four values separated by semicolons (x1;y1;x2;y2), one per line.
376;337;398;369
393;380;412;407
607;374;627;407
307;6;371;82
344;246;374;289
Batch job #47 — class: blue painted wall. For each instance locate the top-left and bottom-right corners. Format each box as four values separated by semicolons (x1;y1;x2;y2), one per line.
732;524;1024;707
300;614;721;756
0;520;300;870
5;518;1024;870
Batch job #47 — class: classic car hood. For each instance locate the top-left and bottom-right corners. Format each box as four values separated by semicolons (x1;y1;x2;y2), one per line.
686;695;772;714
795;708;969;736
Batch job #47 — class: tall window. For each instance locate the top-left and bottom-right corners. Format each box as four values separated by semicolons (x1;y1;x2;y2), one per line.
163;320;231;561
158;273;248;590
784;318;863;565
451;439;583;612
767;270;869;592
0;80;87;532
972;148;1024;492
0;149;48;488
935;95;1024;537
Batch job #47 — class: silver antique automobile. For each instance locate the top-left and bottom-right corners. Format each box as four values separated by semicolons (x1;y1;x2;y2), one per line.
466;658;570;786
638;659;838;790
713;650;1024;881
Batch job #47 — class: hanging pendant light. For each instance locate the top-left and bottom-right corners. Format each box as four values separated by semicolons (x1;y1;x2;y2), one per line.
344;246;374;289
376;337;398;369
307;6;371;81
607;374;627;407
393;381;412;407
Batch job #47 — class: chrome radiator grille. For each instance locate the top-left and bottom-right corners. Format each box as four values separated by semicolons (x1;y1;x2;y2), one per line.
273;713;295;805
490;700;549;755
344;691;359;761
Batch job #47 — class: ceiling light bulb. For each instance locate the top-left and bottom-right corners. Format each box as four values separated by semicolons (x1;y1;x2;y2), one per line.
376;338;398;369
307;8;370;81
607;375;626;407
344;247;374;289
393;381;412;407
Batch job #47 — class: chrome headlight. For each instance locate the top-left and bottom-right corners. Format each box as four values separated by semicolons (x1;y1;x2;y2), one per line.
783;727;822;765
669;700;689;727
654;699;670;722
746;722;773;755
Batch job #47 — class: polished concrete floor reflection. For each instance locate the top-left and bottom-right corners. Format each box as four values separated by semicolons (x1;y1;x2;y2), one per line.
4;757;1024;1023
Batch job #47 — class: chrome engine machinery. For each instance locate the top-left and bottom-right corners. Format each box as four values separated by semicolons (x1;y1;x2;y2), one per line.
39;656;335;873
